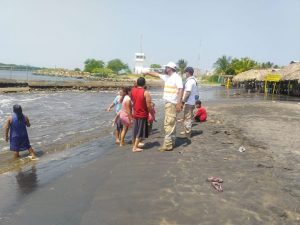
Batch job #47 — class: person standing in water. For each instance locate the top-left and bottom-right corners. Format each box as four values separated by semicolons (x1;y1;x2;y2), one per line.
131;77;153;152
119;87;132;146
106;89;124;144
144;62;183;151
4;105;37;159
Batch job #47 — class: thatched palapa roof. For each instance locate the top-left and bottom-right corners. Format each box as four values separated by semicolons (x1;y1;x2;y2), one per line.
279;61;300;82
233;69;276;82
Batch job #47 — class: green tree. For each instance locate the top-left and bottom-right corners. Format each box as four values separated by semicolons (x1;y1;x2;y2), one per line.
213;55;234;75
177;59;188;74
92;68;114;78
107;59;128;73
150;64;161;69
231;57;257;74
257;61;280;69
74;68;81;72
84;59;105;73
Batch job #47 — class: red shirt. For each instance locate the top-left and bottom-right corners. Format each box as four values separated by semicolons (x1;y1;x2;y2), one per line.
131;87;148;119
194;107;207;122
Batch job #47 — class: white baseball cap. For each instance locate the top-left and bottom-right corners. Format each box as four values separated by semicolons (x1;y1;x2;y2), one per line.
164;61;177;70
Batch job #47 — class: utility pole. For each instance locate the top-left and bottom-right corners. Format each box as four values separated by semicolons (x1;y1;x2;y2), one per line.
140;34;143;53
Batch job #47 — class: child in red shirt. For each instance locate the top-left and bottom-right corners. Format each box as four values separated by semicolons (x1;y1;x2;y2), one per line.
194;100;207;122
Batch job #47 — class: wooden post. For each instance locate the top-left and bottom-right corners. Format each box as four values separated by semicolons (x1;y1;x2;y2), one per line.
264;81;267;94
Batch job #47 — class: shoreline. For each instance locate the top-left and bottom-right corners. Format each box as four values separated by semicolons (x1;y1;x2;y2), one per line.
0;79;163;93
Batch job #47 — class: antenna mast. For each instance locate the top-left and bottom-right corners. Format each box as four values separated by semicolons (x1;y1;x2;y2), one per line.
140;34;143;53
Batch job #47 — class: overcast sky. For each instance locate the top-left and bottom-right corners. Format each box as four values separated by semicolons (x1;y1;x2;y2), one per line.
0;0;299;71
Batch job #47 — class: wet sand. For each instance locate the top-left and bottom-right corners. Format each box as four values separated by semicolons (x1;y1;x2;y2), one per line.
1;100;299;225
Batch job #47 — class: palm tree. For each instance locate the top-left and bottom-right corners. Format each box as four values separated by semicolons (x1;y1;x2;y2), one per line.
231;57;257;74
213;55;232;75
177;59;188;75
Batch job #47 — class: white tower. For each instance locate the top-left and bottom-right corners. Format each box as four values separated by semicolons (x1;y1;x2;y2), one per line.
134;52;146;74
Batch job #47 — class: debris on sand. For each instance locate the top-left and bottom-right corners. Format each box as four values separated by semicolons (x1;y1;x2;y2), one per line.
224;130;231;135
207;177;224;192
256;163;273;169
238;146;246;152
212;130;220;135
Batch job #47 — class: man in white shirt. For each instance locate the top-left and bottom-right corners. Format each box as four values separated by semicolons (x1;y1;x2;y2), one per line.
144;62;183;151
181;67;198;137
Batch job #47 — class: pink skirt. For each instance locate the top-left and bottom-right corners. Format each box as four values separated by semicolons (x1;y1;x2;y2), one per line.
120;111;131;127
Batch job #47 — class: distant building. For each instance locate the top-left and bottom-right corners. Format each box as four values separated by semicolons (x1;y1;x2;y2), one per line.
134;52;167;74
134;53;146;74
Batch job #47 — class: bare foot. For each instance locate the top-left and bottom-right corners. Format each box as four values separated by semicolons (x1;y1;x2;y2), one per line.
120;142;125;147
28;155;39;160
115;139;120;144
132;147;143;152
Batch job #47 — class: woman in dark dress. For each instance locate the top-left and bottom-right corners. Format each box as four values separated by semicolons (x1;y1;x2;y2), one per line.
4;105;37;159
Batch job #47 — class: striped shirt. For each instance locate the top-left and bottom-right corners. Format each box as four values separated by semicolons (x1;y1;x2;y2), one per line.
159;72;183;104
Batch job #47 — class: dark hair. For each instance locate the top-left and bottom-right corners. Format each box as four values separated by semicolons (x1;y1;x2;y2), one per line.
13;104;24;122
137;77;146;87
184;67;194;75
120;87;132;103
195;100;202;105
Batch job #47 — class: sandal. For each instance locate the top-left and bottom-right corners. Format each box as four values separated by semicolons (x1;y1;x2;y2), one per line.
211;182;223;192
132;148;143;152
207;177;223;183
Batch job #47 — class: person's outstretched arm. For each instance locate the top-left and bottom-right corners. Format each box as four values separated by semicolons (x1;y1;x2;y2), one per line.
143;71;160;77
106;101;115;112
4;116;12;142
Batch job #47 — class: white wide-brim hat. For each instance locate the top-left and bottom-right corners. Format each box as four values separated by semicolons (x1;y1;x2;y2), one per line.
164;62;177;70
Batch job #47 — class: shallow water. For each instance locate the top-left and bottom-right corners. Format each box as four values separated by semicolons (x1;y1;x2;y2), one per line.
1;86;299;155
0;69;81;81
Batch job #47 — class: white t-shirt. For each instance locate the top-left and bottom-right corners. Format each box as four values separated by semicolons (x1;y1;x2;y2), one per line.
184;76;198;105
159;72;183;104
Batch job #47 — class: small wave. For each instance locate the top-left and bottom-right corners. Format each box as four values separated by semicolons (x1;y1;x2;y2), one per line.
19;97;42;102
0;98;14;108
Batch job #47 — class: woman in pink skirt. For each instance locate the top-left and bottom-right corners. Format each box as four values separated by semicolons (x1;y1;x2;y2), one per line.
119;87;132;146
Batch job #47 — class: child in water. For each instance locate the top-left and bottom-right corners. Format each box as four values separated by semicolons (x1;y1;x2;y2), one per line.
4;105;37;159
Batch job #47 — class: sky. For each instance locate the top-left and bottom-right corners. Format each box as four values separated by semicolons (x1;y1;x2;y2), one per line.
0;0;299;71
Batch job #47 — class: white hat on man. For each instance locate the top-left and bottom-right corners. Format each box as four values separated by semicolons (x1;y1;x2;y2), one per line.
164;62;177;70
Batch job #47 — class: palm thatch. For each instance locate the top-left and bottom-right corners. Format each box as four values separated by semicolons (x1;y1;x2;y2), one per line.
279;62;300;81
233;69;276;82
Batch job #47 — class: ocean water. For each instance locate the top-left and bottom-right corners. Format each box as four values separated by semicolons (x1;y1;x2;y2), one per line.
0;69;81;81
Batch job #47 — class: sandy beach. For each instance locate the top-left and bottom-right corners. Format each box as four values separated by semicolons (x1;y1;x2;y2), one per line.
0;92;299;225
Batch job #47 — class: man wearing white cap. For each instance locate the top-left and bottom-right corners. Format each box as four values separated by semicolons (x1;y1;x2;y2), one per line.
144;62;183;151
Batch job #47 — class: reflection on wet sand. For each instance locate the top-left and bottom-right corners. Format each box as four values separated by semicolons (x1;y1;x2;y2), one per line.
15;166;38;195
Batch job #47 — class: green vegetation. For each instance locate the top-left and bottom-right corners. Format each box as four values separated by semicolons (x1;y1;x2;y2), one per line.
177;59;188;74
84;59;105;73
82;58;129;77
92;68;114;78
213;55;235;75
213;55;280;75
150;64;161;68
107;59;129;74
